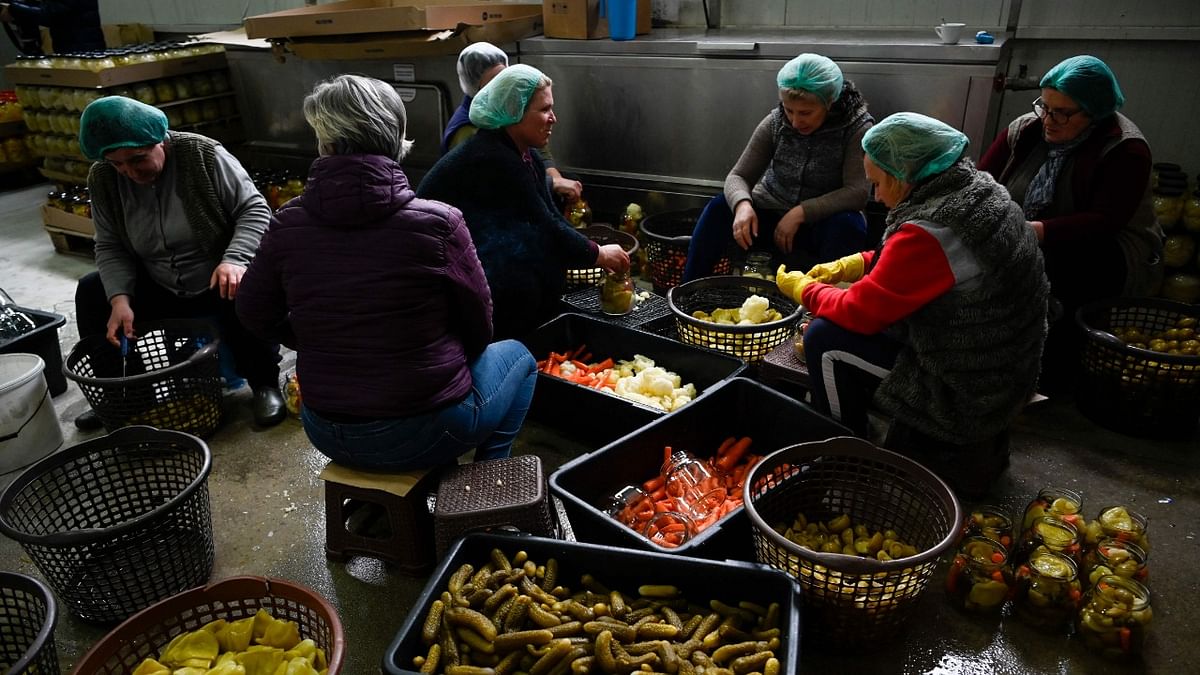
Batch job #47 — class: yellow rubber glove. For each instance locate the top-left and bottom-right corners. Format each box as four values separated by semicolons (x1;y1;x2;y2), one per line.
806;252;866;284
776;265;818;304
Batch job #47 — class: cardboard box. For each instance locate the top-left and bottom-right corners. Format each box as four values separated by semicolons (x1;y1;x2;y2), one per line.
245;0;543;40
5;51;228;89
282;16;541;59
42;204;94;237
543;0;651;39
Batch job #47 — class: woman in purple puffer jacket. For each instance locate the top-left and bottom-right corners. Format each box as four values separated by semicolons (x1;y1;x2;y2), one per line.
237;74;537;470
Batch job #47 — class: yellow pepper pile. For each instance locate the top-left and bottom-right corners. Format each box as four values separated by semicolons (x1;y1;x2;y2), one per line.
132;609;328;675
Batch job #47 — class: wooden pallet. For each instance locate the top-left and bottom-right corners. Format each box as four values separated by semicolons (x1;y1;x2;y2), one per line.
43;224;95;258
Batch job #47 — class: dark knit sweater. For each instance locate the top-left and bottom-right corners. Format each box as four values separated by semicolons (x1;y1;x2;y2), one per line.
874;160;1049;443
417;128;598;340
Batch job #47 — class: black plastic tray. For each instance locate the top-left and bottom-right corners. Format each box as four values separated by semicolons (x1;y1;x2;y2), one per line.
560;286;672;329
520;313;746;448
0;305;67;397
382;531;802;675
549;377;851;560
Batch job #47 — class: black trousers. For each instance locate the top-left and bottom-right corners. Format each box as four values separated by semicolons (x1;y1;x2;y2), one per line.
75;270;281;390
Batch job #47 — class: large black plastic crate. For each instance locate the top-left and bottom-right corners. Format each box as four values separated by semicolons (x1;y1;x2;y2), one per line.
549;377;851;560
520;313;746;448
382;531;802;675
0;305;67;397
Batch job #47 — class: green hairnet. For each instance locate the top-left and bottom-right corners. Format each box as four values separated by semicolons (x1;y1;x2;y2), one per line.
1040;55;1124;119
469;64;546;130
79;96;169;161
776;53;843;106
862;112;969;183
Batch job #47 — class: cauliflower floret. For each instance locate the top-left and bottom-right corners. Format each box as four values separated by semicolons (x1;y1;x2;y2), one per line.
740;294;770;324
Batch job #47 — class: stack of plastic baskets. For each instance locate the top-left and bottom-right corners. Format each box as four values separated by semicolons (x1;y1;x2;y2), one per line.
0;571;59;674
0;426;215;623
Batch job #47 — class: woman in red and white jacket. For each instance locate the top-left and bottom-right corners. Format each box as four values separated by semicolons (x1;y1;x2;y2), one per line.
776;113;1050;497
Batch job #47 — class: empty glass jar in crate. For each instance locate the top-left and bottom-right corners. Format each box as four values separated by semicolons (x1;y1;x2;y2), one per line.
662;449;725;520
1076;575;1152;661
1013;549;1082;630
944;536;1012;613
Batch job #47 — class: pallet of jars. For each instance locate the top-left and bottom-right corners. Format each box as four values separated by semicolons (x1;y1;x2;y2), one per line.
16;73;237;133
1152;164;1200;305
4;42;228;89
944;489;1153;663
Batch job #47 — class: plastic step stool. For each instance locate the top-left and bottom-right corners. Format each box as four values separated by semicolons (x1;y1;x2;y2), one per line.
320;462;445;575
433;455;556;558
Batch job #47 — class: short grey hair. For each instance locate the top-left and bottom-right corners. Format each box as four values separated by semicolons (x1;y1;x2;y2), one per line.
303;74;414;162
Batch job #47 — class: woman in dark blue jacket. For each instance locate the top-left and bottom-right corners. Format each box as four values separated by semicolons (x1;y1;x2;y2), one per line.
1;0;104;53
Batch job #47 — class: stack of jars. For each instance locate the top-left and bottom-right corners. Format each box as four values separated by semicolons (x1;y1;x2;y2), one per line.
45;184;91;218
7;41;225;72
0;135;30;166
252;170;306;211
1153;163;1200;304
944;488;1153;662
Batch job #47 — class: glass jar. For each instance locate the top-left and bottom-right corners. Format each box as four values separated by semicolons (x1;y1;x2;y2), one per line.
165;107;185;129
1153;187;1186;229
944;536;1012;613
603;484;653;530
1084;505;1150;552
70;192;91;218
1013;549;1081;630
1184;190;1200;232
962;506;1015;551
132;82;157;106
661;449;726;520
1152;162;1181;188
1076;576;1152;661
642;510;695;548
183;103;203;125
741;251;773;280
564;198;592;228
201;100;220;122
209;70;231;93
1083;538;1147;588
46;188;64;210
600;270;635;315
1016;515;1083;568
1021;486;1084;532
154;79;177;104
190;73;214;97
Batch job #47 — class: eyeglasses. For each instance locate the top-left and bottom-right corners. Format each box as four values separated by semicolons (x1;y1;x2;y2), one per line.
1032;97;1085;125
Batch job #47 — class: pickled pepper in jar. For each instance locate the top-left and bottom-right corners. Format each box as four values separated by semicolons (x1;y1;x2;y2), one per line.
945;536;1013;613
961;506;1015;551
564;197;593;228
1015;515;1083;569
1021;486;1084;532
1083;538;1148;588
600;270;635;315
1013;549;1082;630
1076;576;1152;661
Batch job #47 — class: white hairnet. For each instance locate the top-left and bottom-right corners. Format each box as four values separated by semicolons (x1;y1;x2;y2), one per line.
456;42;509;97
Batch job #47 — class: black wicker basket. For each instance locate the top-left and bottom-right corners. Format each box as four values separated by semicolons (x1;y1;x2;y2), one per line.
668;275;802;363
0;572;59;674
1075;297;1200;439
639;208;730;294
64;319;224;438
742;437;961;645
564;224;639;289
0;426;215;623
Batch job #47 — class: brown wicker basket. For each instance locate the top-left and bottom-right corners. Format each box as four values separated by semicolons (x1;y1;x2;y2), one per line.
565;224;639;289
742;436;961;645
668;275;801;363
639;208;730;294
70;576;345;674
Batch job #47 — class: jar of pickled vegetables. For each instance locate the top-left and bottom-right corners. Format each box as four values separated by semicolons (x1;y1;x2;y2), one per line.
1153;187;1186;230
1083;538;1147;588
1076;576;1152;661
600;269;635;315
172;76;194;101
154;79;177;104
201;100;220;122
564;198;592;228
961;505;1015;550
1021;486;1084;532
1184;190;1200;232
46;188;64;210
741;250;773;280
945;536;1012;613
190;73;214;97
1013;549;1081;630
132;82;157;106
70;192;91;218
183;103;202;125
3;137;28;164
1084;505;1150;552
1016;515;1083;568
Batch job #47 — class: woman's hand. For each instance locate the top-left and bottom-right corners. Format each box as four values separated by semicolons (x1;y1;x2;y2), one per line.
210;262;247;299
552;176;583;203
774;205;805;254
106;295;135;347
733;201;758;250
596;243;630;273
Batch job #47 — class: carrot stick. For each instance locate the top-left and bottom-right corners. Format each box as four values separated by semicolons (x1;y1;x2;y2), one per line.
663;445;673;467
588;358;614;373
568;344;588;359
715;437;753;472
642;475;665;492
715;436;738;457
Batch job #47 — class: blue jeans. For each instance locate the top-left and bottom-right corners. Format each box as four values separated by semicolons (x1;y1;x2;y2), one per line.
682;195;868;282
803;318;902;437
300;340;538;471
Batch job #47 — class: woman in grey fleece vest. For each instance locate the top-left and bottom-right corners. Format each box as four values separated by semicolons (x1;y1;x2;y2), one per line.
682;53;873;281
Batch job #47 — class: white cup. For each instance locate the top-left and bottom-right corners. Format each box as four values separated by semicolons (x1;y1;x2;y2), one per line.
935;22;966;45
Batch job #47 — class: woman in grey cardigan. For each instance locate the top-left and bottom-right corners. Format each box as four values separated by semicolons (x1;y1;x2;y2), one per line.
682;53;874;281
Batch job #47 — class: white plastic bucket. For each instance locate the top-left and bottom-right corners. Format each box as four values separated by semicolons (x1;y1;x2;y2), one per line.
0;353;63;475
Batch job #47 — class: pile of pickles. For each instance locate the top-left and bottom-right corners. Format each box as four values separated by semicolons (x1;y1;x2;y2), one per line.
944;488;1154;661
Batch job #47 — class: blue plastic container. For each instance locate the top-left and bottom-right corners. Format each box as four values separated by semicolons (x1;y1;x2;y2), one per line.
604;0;637;41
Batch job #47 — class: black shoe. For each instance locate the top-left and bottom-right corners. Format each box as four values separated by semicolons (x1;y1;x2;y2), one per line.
74;408;104;431
252;387;287;427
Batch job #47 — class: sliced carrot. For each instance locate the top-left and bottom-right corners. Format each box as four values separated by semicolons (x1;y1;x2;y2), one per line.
642;475;665;492
715;437;753;472
715;436;738;457
588;357;614;373
663;445;673;467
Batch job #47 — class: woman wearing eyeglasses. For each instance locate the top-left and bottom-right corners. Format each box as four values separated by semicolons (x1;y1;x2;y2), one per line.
978;55;1163;394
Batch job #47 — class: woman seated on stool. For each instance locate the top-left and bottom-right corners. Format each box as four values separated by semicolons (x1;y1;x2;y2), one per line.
682;53;873;282
418;64;629;340
236;74;538;471
977;55;1162;395
776;113;1050;497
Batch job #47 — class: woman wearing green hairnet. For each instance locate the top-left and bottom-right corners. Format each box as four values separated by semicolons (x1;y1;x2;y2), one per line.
682;53;873;282
417;64;629;340
776;113;1050;498
979;55;1162;394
